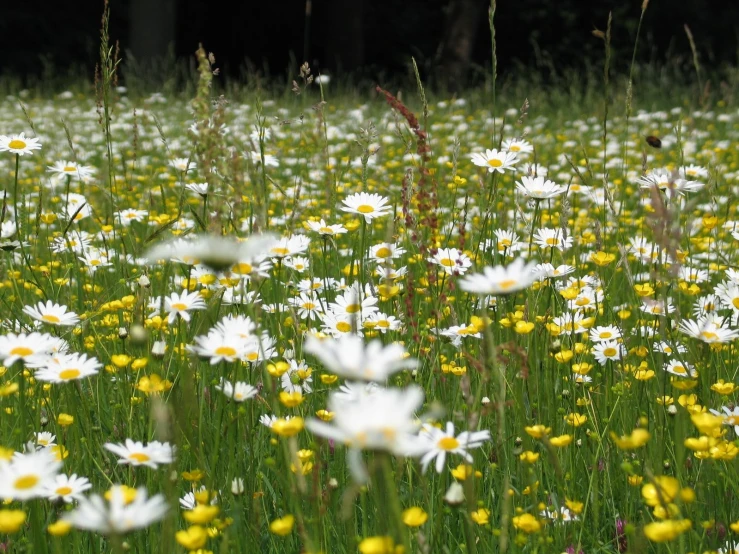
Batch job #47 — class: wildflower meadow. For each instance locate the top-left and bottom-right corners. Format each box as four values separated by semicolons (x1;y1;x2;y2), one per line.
2;5;739;554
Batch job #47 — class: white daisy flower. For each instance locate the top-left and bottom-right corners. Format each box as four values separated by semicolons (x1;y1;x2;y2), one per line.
23;300;80;327
103;439;175;469
418;422;491;474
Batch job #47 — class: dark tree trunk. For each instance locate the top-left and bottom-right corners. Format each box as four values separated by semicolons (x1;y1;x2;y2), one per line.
129;0;176;62
324;0;365;71
438;0;487;91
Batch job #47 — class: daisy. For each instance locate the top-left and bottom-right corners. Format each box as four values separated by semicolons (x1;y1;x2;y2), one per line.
35;432;57;447
589;325;622;343
663;359;698;379
189;330;247;364
63;485;168;534
288;292;324;320
678;317;739;343
0;133;42;155
418;422;491;474
591;340;625;365
304;334;416;382
470;148;518;173
269;234;311;259
170;158;196;172
280;360;313;394
145;233;277;272
0;449;61;500
149;291;207;324
283;255;310;272
115;209;149;226
23;300;80;327
47;160;94;183
329;288;378;318
242;333;277;363
709;406;739;435
438;324;482;347
0;331;58;367
305;385;427;482
459;258;542;296
364;312;402;333
34;353;101;383
104;439;175;469
341;192;392;222
215;378;258;402
429;248;472;275
516;176;567;199
306;219;347;236
502;138;533;155
491;229;524;254
179;486;217;509
533;228;573;250
535;263;575;280
369;242;406;262
43;473;92;503
185;182;209;196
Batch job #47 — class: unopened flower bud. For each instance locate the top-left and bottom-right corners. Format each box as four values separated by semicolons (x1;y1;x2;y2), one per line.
118;327;129;340
444;482;465;506
138;274;151;288
231;478;245;495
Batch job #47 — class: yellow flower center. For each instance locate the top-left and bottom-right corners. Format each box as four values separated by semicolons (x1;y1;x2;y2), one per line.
375;247;392;258
603;347;617;357
171;302;187;311
732;298;739;310
56;486;73;496
701;331;718;341
438;436;460;450
14;475;39;490
302;302;316;310
215;346;236;357
10;346;33;357
41;314;61;323
319;227;334;234
246;352;259;361
440;258;455;267
487;158;503;167
377;320;390;328
336;321;352;333
232;262;253;274
345;304;360;314
599;332;612;339
59;369;81;380
546;238;558;246
499;279;517;290
672;365;686;375
357;204;375;214
129;452;151;463
63;166;76;172
271;247;289;256
8;140;26;150
509;145;521;152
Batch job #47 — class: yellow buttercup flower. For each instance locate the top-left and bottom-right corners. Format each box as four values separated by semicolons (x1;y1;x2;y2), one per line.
642;476;680;507
610;428;650;450
176;525;208;549
0;510;26;533
402;506;428;527
643;519;691;542
269;515;295;536
470;509;490;525
512;513;542;533
524;425;551;439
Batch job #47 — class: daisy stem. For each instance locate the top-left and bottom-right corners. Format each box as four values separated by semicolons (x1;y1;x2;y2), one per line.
29;500;49;554
376;452;408;549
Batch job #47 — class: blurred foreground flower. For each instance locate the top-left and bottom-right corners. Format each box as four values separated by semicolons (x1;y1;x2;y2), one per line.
63;485;167;534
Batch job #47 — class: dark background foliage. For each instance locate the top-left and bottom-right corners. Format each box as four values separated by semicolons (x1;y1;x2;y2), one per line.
0;0;737;89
